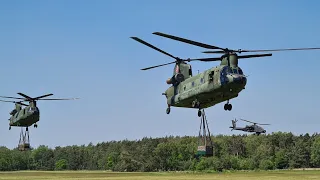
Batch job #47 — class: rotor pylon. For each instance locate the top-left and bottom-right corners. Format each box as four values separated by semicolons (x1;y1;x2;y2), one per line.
18;127;30;151
195;109;214;158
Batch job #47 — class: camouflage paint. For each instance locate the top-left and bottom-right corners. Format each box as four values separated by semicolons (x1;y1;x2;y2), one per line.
9;105;40;127
165;64;246;109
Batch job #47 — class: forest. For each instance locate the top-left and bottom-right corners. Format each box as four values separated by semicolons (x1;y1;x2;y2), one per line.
1;132;320;172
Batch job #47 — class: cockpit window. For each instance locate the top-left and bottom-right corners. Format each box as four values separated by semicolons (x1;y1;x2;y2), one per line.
238;68;243;75
227;67;232;73
221;66;232;76
233;69;238;74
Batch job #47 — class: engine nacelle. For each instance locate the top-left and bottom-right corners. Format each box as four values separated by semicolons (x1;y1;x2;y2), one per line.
166;73;185;85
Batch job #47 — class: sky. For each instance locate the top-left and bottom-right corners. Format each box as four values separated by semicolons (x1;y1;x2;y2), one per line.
0;0;320;149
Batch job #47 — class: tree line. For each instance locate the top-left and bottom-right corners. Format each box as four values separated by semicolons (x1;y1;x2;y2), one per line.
1;132;320;172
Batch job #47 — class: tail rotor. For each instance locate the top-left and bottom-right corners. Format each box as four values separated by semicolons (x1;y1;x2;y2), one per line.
230;118;237;130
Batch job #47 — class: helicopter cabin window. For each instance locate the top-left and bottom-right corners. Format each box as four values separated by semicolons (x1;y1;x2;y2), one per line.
209;71;214;82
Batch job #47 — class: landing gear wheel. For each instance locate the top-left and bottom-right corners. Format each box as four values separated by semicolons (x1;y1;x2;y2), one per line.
198;110;202;117
166;107;171;114
192;100;201;108
9;126;11;130
224;104;228;111
196;102;200;108
224;100;232;111
192;101;196;108
34;124;38;128
26;127;28;131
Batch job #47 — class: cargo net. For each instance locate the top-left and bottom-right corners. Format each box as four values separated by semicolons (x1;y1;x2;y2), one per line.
195;109;214;158
18;127;30;151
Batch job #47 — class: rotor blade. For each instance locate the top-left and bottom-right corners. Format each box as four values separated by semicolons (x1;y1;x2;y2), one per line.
33;93;54;100
238;53;272;59
240;47;320;53
258;123;271;125
153;32;224;50
202;50;229;54
17;93;32;100
0;99;28;106
240;118;256;124
36;98;79;100
0;99;17;103
140;57;221;70
141;61;176;70
131;37;178;60
189;57;222;62
0;96;25;100
18;102;29;106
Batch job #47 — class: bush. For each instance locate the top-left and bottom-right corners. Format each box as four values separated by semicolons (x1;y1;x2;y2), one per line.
259;159;274;170
55;159;67;170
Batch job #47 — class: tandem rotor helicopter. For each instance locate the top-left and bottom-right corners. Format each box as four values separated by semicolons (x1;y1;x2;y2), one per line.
0;92;78;151
0;92;78;131
229;118;270;135
131;32;320;116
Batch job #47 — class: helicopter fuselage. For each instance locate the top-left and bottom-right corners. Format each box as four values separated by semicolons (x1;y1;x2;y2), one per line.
164;65;247;109
245;124;266;133
230;120;267;135
9;106;40;127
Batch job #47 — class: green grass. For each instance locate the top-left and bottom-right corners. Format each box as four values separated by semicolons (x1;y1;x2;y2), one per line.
0;170;319;180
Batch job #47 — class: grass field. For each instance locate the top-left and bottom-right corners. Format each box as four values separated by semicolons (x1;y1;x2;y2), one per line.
0;170;320;180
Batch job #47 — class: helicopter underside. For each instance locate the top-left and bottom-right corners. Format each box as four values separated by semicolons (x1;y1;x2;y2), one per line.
9;113;40;127
169;84;243;109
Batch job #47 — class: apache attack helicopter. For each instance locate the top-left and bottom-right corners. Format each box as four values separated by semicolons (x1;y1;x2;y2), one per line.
0;92;79;131
131;32;320;117
229;118;270;135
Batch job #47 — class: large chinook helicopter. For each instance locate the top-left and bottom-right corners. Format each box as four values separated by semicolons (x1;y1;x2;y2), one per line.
0;92;78;131
131;32;320;116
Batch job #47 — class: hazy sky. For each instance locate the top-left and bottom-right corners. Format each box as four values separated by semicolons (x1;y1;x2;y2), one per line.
0;0;320;149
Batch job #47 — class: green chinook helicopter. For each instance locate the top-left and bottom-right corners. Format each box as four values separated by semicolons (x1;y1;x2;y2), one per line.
0;92;78;131
131;32;320;117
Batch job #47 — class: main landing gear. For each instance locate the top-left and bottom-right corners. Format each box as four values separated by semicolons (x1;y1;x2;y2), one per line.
192;99;202;117
166;105;171;114
9;124;37;130
224;100;232;111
